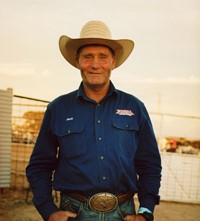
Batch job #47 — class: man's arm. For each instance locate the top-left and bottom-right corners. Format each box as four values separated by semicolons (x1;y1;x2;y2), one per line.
134;103;162;213
26;107;60;220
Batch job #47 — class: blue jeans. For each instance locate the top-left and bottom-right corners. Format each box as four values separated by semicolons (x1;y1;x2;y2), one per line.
60;194;136;221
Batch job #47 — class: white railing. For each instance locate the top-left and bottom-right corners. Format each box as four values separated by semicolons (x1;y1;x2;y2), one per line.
160;152;200;204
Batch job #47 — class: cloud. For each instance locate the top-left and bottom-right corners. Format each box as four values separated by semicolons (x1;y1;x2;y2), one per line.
0;63;50;77
112;70;200;85
0;63;36;76
163;76;200;84
133;76;200;84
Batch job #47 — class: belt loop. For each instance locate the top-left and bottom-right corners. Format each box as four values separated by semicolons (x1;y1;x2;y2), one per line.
85;197;90;208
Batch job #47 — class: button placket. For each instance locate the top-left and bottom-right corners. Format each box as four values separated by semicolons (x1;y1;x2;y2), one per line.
95;104;103;143
95;103;108;183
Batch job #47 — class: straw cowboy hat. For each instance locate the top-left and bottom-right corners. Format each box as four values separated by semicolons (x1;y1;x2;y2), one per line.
59;20;134;69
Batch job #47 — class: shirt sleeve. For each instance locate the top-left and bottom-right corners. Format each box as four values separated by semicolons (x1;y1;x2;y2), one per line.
26;106;60;220
134;102;162;213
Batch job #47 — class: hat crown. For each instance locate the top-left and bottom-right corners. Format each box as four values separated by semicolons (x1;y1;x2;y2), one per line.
79;20;112;39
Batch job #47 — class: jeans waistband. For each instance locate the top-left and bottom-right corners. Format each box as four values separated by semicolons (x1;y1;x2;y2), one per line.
61;192;134;204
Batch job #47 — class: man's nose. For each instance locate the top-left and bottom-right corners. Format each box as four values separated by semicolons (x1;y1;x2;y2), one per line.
91;57;100;69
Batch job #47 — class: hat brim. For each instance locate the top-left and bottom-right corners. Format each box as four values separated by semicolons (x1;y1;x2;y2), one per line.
59;36;134;69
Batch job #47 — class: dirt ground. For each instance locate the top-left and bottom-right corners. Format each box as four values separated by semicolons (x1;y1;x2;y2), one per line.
0;190;199;221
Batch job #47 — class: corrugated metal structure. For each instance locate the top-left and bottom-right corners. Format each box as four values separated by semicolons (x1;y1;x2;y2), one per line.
0;88;13;188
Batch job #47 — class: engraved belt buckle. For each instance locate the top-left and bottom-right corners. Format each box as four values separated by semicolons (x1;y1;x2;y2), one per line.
89;192;118;213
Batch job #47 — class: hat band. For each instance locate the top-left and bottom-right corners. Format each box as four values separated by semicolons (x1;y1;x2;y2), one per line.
76;44;115;57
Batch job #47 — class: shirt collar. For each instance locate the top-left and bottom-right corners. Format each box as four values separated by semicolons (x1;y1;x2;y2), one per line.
77;81;118;102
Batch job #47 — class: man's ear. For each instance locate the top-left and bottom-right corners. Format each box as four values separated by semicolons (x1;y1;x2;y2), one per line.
76;59;80;69
112;58;116;70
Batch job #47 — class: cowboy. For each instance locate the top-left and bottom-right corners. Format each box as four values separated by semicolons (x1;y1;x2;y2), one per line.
26;20;161;221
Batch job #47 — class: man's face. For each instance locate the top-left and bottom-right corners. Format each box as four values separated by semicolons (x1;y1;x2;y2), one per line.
76;45;116;90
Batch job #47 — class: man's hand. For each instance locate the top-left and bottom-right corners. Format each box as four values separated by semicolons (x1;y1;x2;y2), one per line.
48;211;77;221
124;214;146;221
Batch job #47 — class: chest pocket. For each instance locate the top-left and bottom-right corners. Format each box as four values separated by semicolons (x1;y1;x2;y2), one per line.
112;117;139;154
55;120;85;158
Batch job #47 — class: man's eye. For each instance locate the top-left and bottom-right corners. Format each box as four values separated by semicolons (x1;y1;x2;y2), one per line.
84;55;93;59
100;55;107;59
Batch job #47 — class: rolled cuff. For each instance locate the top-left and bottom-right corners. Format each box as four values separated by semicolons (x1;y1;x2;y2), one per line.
139;195;160;213
34;200;60;221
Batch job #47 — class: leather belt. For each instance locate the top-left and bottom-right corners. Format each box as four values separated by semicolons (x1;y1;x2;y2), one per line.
63;192;134;213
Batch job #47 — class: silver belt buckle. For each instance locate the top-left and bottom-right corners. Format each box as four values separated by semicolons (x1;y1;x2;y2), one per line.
89;192;118;213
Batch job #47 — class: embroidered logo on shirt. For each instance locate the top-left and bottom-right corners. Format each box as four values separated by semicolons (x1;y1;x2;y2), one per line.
66;117;74;121
116;109;134;116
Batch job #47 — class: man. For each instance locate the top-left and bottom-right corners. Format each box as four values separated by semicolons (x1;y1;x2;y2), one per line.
26;20;162;221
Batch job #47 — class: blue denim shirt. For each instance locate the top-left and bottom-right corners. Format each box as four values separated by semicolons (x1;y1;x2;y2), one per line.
26;81;161;220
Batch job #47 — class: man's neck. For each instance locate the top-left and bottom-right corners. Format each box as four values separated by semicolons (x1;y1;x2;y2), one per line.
83;82;110;103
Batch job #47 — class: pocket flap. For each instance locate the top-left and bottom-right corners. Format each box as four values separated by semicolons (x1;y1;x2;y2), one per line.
112;118;139;131
55;120;84;137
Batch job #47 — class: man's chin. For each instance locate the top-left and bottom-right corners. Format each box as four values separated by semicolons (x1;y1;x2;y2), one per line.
85;81;108;90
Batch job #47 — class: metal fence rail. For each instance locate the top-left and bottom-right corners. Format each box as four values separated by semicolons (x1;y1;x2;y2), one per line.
160;152;200;203
11;95;49;190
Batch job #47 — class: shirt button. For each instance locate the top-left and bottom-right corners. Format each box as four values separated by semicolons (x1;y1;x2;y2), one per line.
100;156;104;160
98;137;102;141
102;176;106;180
125;125;129;128
97;120;101;123
97;104;100;107
67;130;71;134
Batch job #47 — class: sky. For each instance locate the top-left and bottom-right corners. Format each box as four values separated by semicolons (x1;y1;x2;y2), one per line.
0;0;200;139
